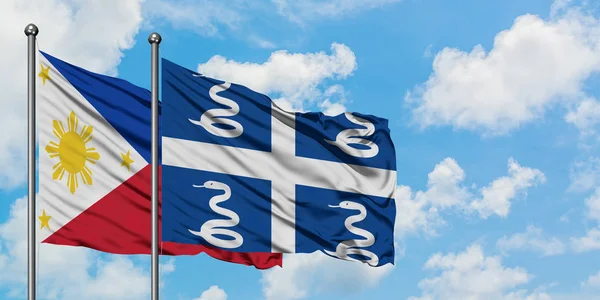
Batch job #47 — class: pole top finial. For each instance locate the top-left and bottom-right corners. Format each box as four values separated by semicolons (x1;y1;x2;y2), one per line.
24;24;39;36
148;32;162;44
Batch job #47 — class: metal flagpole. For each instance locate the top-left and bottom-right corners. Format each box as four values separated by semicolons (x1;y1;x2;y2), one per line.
25;23;39;300
148;32;162;300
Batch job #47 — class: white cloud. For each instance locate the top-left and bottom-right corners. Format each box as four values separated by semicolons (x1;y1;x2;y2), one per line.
569;157;600;193
0;196;164;299
585;188;600;222
550;0;574;17
468;158;546;219
0;0;143;188
143;0;244;37
273;98;301;113
565;97;600;137
260;252;393;300
143;0;398;43
248;35;277;49
394;158;469;238
317;85;348;116
394;185;446;238
571;228;600;253
160;258;176;274
318;99;346;116
406;5;600;135
197;43;356;111
504;290;553;300
570;185;600;253
569;186;600;253
496;225;566;256
420;157;471;209
194;285;228;300
423;44;434;58
79;257;150;299
409;243;545;300
582;271;600;289
396;157;545;238
272;0;401;24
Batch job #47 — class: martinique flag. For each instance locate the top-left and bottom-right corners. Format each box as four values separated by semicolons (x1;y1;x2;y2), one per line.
35;50;282;269
160;59;397;267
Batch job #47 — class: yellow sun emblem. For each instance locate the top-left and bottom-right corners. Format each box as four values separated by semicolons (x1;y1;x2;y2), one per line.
45;111;100;194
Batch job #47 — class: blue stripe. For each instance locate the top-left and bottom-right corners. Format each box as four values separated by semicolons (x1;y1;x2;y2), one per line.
41;51;159;164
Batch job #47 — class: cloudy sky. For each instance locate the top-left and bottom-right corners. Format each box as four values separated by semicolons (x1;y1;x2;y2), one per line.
1;0;600;299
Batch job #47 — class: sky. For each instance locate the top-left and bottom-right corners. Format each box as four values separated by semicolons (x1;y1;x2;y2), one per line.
0;0;600;299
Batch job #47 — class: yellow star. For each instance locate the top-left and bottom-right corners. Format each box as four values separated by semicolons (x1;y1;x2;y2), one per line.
121;150;134;171
39;209;51;230
38;64;51;85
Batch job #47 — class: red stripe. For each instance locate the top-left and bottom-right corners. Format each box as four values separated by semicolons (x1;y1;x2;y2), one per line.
43;165;282;269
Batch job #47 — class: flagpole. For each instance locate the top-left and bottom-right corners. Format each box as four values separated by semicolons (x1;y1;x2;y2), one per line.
24;23;38;300
149;32;162;300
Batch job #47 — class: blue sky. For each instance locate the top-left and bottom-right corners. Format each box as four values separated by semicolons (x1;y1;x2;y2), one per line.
1;0;600;299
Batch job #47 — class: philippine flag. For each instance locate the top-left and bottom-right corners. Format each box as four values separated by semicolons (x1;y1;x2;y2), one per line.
36;50;282;269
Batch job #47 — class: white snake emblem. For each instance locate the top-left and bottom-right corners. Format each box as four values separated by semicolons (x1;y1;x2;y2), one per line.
325;113;379;158
324;201;379;266
188;82;243;138
188;181;243;249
